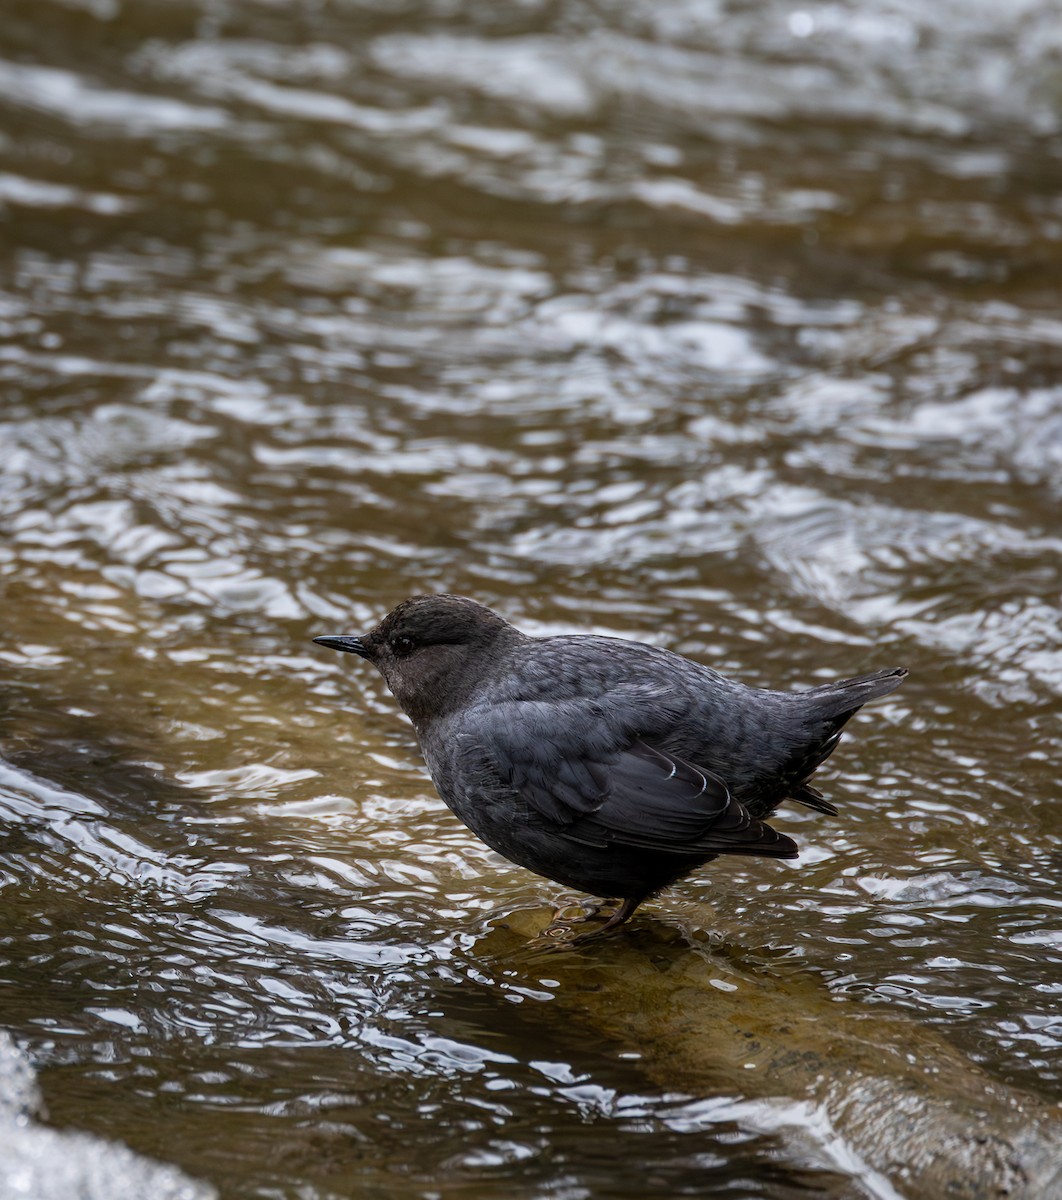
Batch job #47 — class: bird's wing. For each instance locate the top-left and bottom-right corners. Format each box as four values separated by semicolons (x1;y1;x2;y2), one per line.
472;700;797;859
563;739;797;857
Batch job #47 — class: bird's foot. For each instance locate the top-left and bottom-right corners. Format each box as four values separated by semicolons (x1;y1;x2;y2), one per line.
542;896;633;941
550;895;615;923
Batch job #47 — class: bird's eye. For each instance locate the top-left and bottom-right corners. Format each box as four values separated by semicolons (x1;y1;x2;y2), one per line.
390;635;415;656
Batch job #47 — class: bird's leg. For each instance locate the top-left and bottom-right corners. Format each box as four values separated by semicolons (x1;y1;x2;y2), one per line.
597;895;644;932
544;895;643;940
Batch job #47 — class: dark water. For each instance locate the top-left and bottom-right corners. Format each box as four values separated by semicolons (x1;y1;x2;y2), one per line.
1;1;1061;1196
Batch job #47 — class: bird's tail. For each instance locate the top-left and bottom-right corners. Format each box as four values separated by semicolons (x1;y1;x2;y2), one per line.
801;667;908;720
779;667;907;818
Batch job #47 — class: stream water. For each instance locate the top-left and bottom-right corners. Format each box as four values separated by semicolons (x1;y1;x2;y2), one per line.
1;2;1060;1197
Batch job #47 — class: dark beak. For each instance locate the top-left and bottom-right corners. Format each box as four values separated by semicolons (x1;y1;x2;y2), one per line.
312;635;370;658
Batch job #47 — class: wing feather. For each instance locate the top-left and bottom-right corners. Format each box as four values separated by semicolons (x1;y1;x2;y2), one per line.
478;702;797;860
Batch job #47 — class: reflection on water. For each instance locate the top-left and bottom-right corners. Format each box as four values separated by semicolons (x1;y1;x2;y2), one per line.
1;1;1061;1196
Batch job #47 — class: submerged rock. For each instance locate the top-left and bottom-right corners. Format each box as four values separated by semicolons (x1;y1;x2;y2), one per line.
476;907;1062;1200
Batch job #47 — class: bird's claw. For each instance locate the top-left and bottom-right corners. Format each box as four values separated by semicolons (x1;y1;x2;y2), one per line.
542;896;624;939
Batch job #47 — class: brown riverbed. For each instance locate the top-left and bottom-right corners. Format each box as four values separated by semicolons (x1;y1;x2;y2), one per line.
1;2;1061;1197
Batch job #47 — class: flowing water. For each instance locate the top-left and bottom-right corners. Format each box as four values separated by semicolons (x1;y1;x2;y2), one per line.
1;1;1061;1196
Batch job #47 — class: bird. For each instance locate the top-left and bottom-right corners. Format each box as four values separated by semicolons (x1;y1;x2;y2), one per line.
313;594;906;932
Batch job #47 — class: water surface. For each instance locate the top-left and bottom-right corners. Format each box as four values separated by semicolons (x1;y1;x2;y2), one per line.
1;1;1061;1197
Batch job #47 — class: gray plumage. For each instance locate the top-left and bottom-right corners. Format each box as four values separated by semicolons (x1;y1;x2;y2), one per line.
314;594;906;927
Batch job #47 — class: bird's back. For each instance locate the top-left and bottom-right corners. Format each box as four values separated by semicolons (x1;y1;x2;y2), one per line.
478;634;905;817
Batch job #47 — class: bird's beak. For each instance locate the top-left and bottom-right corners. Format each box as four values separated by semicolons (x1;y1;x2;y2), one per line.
312;634;370;658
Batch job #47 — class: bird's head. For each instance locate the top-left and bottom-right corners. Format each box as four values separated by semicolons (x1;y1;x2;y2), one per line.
313;593;520;726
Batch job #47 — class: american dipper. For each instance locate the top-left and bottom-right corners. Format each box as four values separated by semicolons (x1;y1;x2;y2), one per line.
314;594;906;929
